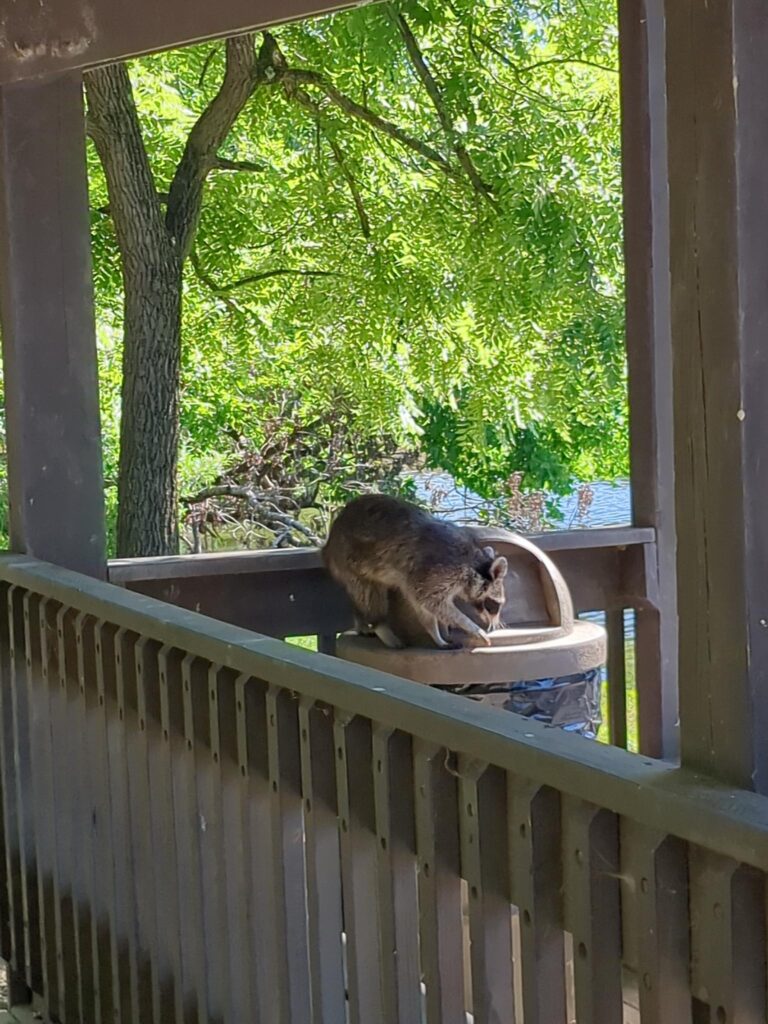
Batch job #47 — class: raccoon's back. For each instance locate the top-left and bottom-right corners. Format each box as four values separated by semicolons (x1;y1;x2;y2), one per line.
323;494;475;578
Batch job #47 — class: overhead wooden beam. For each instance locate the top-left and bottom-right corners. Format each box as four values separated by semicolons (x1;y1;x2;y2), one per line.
665;0;768;790
0;0;367;85
619;0;678;760
0;74;106;577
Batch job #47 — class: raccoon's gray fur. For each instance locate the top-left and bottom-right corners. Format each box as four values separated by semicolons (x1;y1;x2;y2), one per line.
322;494;508;649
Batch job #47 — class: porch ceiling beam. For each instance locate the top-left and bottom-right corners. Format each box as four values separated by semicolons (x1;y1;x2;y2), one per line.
0;0;367;85
665;0;768;790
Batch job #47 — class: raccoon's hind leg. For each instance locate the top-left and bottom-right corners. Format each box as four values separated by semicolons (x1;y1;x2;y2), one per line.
344;578;404;648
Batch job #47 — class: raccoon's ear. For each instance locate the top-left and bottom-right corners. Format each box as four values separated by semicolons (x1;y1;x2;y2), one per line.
490;556;508;580
481;545;495;561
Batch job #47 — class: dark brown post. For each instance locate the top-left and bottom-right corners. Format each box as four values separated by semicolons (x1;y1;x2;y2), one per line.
619;0;678;760
664;0;768;791
0;74;106;578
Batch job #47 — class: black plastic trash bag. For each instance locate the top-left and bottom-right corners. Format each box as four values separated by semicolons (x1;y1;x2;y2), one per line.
439;668;603;740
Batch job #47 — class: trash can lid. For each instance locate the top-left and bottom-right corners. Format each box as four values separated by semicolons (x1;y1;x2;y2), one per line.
335;618;607;687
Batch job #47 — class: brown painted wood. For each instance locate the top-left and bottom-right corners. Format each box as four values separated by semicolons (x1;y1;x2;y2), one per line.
619;0;678;761
665;0;768;790
0;75;105;578
0;0;366;85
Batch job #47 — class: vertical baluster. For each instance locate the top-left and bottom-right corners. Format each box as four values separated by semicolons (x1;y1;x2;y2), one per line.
54;606;84;1022
73;612;105;1022
334;712;383;1024
372;726;421;1024
237;675;288;1024
127;637;158;1024
7;586;35;992
413;740;465;1024
144;645;183;1023
562;796;623;1023
606;610;628;748
187;663;230;1024
689;849;766;1023
93;622;126;1024
19;592;44;999
156;647;191;1024
459;759;515;1024
621;823;691;1024
30;598;61;1020
100;626;135;1023
0;583;21;974
177;654;210;1023
217;666;256;1024
299;698;345;1024
508;780;567;1024
266;684;311;1024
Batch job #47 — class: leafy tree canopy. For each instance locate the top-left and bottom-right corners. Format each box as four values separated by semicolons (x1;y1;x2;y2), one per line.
88;0;625;547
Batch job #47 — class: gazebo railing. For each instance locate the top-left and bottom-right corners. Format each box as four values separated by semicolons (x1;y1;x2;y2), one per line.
0;552;765;1023
109;526;661;754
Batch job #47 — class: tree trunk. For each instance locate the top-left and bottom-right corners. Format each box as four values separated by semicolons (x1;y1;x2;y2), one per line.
118;253;183;556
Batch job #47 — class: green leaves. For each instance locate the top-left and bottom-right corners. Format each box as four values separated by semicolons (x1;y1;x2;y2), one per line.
89;0;626;527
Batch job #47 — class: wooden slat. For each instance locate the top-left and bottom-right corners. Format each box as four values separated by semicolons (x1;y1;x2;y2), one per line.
176;654;210;1023
266;686;311;1024
298;699;345;1024
194;665;231;1023
458;760;515;1024
689;850;766;1023
72;612;103;1022
216;667;256;1024
29;599;61;1020
144;646;184;1023
620;823;691;1023
371;726;421;1024
562;797;623;1023
606;610;628;749
334;713;384;1024
238;676;287;1024
413;740;465;1024
508;781;567;1024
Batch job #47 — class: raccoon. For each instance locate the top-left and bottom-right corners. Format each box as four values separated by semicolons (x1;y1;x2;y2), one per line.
322;494;508;649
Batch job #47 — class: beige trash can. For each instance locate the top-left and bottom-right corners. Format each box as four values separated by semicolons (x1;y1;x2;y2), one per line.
335;526;607;738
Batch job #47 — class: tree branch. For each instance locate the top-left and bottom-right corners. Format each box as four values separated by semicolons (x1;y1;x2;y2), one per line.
213;156;270;172
166;33;284;260
190;251;334;294
183;484;322;545
282;67;460;181
389;7;496;206
326;134;372;239
85;63;171;259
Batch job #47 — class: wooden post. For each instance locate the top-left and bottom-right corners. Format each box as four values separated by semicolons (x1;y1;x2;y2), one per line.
619;0;679;761
664;0;768;791
0;74;106;578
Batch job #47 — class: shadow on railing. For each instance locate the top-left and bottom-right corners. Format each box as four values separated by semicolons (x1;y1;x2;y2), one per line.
0;553;765;1023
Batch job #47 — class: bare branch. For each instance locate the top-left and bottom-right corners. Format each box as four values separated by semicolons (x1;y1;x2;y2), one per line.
282;67;460;181
213;156;270;173
389;7;496;206
183;484;322;545
190;253;335;295
326;135;372;239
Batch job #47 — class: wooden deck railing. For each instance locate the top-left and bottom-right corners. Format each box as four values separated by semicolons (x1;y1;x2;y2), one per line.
0;552;766;1023
109;527;660;753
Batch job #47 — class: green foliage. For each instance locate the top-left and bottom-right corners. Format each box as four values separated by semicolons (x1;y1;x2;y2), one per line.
88;0;626;535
